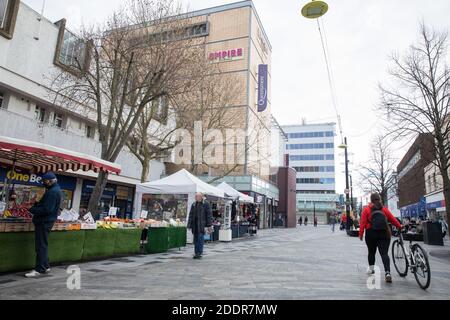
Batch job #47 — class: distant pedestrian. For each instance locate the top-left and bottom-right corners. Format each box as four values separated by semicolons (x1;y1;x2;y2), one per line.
26;172;62;278
341;214;347;230
298;217;303;226
304;216;308;226
330;214;337;233
359;193;402;283
187;193;213;260
314;216;318;227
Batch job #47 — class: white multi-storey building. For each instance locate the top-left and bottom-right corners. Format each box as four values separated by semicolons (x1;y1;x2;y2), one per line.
0;1;165;216
282;123;338;224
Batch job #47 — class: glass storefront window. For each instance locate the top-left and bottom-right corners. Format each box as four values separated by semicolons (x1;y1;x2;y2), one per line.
141;194;188;221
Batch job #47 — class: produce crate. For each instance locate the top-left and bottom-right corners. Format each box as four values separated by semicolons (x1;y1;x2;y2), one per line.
113;229;142;255
80;223;97;230
82;229;118;260
0;232;35;273
145;227;169;254
67;223;81;231
49;231;86;263
52;223;71;231
3;222;30;233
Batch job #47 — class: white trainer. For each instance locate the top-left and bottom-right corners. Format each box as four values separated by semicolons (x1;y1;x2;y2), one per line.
25;270;43;278
45;268;51;274
366;266;375;275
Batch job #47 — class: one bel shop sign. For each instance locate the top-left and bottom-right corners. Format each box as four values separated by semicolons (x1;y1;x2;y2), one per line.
0;168;76;190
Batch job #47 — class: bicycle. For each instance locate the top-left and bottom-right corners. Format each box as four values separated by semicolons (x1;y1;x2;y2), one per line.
391;228;431;290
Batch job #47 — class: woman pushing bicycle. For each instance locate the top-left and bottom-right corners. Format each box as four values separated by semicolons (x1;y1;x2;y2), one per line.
359;193;403;283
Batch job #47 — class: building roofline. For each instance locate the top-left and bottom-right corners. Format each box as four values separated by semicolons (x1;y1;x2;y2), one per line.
281;122;337;128
271;116;288;140
181;1;272;50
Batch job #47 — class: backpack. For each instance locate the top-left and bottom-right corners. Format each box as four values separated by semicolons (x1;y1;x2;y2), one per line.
370;208;388;231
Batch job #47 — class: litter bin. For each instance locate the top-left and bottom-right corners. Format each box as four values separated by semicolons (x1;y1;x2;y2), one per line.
423;221;444;246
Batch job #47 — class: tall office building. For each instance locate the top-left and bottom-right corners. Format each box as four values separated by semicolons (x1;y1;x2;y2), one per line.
282;123;338;224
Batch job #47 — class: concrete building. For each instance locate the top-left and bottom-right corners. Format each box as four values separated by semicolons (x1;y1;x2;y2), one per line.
282;123;338;224
397;133;435;218
424;162;447;222
162;1;279;228
0;1;166;216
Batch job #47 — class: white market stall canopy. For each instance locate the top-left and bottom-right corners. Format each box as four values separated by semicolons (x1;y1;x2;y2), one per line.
134;169;228;219
217;182;254;204
136;169;226;198
0;135;121;174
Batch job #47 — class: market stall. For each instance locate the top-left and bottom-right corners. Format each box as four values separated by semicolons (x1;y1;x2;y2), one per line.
134;169;229;244
216;182;257;239
0;136;152;273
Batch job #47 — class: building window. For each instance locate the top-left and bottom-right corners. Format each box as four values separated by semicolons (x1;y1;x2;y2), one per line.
86;125;95;139
0;92;5;109
297;178;335;184
35;106;46;123
288;131;335;139
287;143;334;150
0;0;19;39
52;113;64;128
54;19;90;75
289;154;335;161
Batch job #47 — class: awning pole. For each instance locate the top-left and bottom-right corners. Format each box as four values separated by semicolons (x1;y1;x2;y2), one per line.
4;150;17;210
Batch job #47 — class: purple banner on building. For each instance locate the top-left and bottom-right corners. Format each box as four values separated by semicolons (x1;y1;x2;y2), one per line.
257;64;268;112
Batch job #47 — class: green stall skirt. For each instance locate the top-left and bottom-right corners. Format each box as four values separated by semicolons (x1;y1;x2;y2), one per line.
0;232;35;273
113;229;142;255
49;231;86;263
145;228;169;254
82;229;118;260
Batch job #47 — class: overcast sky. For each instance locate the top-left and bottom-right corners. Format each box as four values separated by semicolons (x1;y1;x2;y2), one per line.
23;0;450;197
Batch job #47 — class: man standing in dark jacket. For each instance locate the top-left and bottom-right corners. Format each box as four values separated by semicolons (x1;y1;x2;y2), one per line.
187;193;213;259
26;172;62;278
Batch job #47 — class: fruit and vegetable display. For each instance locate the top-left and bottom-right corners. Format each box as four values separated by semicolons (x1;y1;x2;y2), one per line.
2;202;33;219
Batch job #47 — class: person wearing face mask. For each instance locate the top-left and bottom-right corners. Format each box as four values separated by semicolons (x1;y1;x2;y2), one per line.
25;172;62;278
359;193;402;283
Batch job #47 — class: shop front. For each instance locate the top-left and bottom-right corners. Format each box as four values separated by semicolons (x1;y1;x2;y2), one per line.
0;166;76;210
80;180;134;219
400;197;427;219
426;191;446;222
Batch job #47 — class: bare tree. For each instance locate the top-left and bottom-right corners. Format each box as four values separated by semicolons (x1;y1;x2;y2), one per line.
171;70;258;181
126;98;182;183
358;135;397;204
50;0;206;214
378;23;449;234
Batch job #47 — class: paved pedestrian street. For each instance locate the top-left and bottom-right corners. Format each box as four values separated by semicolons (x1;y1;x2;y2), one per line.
0;226;449;300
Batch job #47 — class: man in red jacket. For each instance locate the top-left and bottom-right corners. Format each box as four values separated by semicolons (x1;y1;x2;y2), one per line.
359;193;402;283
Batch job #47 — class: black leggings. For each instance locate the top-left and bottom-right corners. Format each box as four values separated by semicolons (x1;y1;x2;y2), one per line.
365;229;391;273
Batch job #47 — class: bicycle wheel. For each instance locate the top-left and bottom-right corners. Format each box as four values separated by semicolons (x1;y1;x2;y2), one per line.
411;244;431;290
391;240;408;277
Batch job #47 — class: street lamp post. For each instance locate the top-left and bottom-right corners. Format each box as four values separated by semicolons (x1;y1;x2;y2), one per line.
350;174;354;212
339;137;351;234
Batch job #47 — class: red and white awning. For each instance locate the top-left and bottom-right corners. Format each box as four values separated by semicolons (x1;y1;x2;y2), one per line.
0;135;121;174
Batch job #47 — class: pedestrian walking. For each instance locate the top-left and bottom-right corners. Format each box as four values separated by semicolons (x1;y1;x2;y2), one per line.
359;193;402;283
187;192;213;259
341;213;347;230
330;214;337;233
26;172;62;278
298;216;303;226
304;216;308;226
314;216;318;227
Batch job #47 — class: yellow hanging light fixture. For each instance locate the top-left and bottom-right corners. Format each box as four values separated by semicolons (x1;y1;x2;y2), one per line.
301;0;329;19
